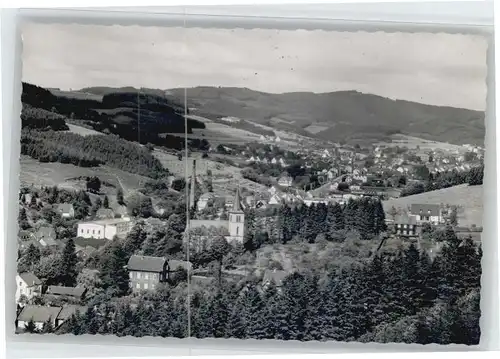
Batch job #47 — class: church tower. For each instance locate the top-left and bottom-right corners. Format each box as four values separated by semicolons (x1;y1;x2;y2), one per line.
228;186;245;242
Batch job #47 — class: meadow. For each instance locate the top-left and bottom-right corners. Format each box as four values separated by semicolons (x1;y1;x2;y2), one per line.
383;184;484;228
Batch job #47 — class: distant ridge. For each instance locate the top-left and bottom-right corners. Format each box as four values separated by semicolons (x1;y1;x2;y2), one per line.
81;85;485;146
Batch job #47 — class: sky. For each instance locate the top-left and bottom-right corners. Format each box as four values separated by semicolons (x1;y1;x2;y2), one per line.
21;23;488;111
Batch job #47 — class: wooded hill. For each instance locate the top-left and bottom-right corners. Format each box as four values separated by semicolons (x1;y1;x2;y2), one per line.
163;86;485;146
21;82;205;147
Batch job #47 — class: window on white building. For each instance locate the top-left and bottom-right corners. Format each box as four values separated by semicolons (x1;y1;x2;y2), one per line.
87;229;89;234
129;272;133;279
137;272;141;279
236;227;239;235
92;230;95;235
152;284;155;290
144;283;149;290
144;273;149;280
136;283;140;289
153;273;157;280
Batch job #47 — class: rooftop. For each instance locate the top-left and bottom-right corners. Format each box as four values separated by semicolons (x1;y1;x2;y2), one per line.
57;203;74;212
262;269;288;287
17;305;62;323
168;260;193;272
394;215;418;225
127;255;167;273
189;220;229;230
47;286;87;298
410;204;441;216
57;305;87;320
18;272;42;287
80;217;131;226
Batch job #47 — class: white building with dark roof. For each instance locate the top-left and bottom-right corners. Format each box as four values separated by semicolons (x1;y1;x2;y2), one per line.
16;305;61;331
410;204;442;225
77;217;133;240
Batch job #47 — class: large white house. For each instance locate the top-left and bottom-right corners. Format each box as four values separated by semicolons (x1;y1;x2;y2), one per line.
77;217;133;240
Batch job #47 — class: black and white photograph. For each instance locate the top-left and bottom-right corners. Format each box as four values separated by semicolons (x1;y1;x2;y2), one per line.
15;23;487;345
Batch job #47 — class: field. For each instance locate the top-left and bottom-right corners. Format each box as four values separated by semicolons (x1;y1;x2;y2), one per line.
304;124;330;134
152;149;267;194
19;156;148;196
376;134;470;157
66;124;104;137
49;89;103;101
383;184;483;228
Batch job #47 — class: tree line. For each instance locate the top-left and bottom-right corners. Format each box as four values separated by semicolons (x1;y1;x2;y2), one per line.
244;198;387;249
21;82;207;149
21;104;69;131
21;129;169;178
401;164;484;197
58;227;481;345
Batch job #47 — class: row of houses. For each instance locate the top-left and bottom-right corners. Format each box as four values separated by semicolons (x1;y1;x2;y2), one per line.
16;272;87;304
16;304;86;332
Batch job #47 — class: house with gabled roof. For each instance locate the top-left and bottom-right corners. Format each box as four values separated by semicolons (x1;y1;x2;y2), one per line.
277;174;293;188
394;215;419;237
57;203;75;218
16;272;42;303
262;269;288;289
16;305;62;331
127;255;169;292
96;208;115;219
46;286;87;301
410;204;442;225
55;305;87;328
35;226;56;244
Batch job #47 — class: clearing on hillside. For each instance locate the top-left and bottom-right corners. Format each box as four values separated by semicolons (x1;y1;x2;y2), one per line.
20;155;149;196
383;184;483;228
66;123;104;137
376;134;470;157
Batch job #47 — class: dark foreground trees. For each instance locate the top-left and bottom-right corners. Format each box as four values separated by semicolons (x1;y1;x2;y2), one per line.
61;227;481;345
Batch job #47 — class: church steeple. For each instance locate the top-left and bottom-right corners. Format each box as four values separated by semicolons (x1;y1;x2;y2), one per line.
231;185;243;213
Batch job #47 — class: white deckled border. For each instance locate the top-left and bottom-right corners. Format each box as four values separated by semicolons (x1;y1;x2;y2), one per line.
1;2;498;359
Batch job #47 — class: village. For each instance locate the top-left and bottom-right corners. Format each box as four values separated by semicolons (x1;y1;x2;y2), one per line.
14;132;484;333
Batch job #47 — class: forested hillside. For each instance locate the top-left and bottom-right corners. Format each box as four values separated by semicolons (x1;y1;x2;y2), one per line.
21;82;205;146
21;129;168;178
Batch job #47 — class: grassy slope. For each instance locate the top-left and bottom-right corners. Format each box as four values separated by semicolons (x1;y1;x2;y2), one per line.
165;87;484;146
19;155;148;196
152;149;267;194
383;184;483;227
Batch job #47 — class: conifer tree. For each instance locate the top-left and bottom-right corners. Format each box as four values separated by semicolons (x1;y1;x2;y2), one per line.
103;195;109;209
60;237;78;286
24;318;38;333
226;298;246;339
41;317;54;334
116;188;125;205
243;286;269;339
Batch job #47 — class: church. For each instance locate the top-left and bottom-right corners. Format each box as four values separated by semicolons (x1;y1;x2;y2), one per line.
184;160;246;249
